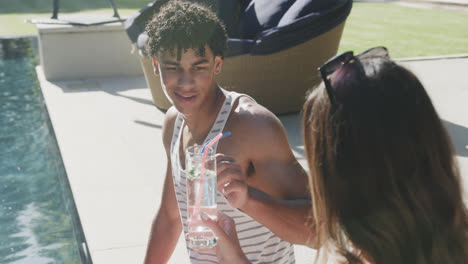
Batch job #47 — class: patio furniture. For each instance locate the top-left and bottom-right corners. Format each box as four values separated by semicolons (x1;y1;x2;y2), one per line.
51;0;121;19
33;0;142;80
126;0;353;114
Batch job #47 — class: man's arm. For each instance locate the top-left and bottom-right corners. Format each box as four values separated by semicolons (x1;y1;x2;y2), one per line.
219;103;316;248
144;107;182;263
218;154;316;248
246;118;316;247
144;163;182;263
243;186;316;248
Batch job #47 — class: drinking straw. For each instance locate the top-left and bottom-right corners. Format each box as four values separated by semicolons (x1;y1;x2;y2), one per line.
201;132;231;153
193;132;227;216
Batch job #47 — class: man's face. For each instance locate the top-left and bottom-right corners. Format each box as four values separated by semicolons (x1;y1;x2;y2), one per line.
153;45;222;116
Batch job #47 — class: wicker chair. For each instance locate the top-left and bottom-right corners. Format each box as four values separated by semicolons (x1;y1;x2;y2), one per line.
126;0;352;114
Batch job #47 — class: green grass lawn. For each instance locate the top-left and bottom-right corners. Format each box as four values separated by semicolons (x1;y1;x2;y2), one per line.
1;1;467;58
338;2;468;58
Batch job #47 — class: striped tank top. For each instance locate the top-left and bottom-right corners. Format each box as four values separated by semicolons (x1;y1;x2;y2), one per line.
170;91;295;264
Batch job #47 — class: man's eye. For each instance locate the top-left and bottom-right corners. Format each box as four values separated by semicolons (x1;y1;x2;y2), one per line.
195;66;206;71
165;67;177;71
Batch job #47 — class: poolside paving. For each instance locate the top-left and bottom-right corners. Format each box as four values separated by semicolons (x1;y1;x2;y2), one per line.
37;56;468;263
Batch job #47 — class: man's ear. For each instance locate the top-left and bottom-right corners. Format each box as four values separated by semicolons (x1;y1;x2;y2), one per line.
152;57;159;76
214;56;223;75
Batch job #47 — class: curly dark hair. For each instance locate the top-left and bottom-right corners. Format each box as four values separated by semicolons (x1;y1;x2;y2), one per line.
145;1;228;60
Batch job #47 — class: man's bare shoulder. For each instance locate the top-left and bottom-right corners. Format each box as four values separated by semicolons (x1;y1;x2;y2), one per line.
231;96;284;134
162;106;178;151
228;96;307;199
227;96;289;153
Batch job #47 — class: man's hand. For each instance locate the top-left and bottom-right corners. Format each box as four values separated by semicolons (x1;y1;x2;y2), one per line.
216;154;248;209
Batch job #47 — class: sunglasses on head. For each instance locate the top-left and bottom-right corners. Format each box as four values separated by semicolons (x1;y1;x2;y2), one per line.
318;47;389;104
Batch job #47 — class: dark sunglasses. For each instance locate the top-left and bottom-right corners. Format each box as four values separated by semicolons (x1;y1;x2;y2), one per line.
318;46;389;104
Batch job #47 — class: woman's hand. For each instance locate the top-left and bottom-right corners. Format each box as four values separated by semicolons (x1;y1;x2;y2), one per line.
199;211;250;264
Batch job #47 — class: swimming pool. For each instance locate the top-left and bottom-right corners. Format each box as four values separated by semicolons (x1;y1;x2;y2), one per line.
0;37;91;263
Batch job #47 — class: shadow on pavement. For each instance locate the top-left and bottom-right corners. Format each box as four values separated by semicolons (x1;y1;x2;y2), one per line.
444;120;468;157
278;115;468;159
278;113;305;159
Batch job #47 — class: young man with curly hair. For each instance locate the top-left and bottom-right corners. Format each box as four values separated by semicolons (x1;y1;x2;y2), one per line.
143;1;314;263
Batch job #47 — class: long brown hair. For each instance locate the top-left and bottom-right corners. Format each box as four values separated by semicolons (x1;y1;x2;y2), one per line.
302;57;468;264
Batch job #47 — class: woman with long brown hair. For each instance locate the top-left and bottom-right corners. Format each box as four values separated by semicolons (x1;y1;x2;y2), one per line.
302;46;468;263
200;47;468;264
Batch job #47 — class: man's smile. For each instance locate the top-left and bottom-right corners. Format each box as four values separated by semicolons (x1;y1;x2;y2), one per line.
174;91;197;103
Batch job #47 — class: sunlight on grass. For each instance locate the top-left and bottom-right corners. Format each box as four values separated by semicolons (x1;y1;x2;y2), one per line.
338;3;468;58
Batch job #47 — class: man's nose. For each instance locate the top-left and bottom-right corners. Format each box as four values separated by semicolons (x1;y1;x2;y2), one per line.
178;70;195;87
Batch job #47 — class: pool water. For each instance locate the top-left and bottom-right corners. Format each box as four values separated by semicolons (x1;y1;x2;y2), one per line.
0;38;90;263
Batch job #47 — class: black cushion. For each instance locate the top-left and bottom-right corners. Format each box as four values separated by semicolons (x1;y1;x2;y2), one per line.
241;0;295;39
250;0;352;55
278;0;335;27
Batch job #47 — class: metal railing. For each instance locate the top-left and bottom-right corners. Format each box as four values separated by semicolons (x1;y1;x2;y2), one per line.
51;0;121;19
